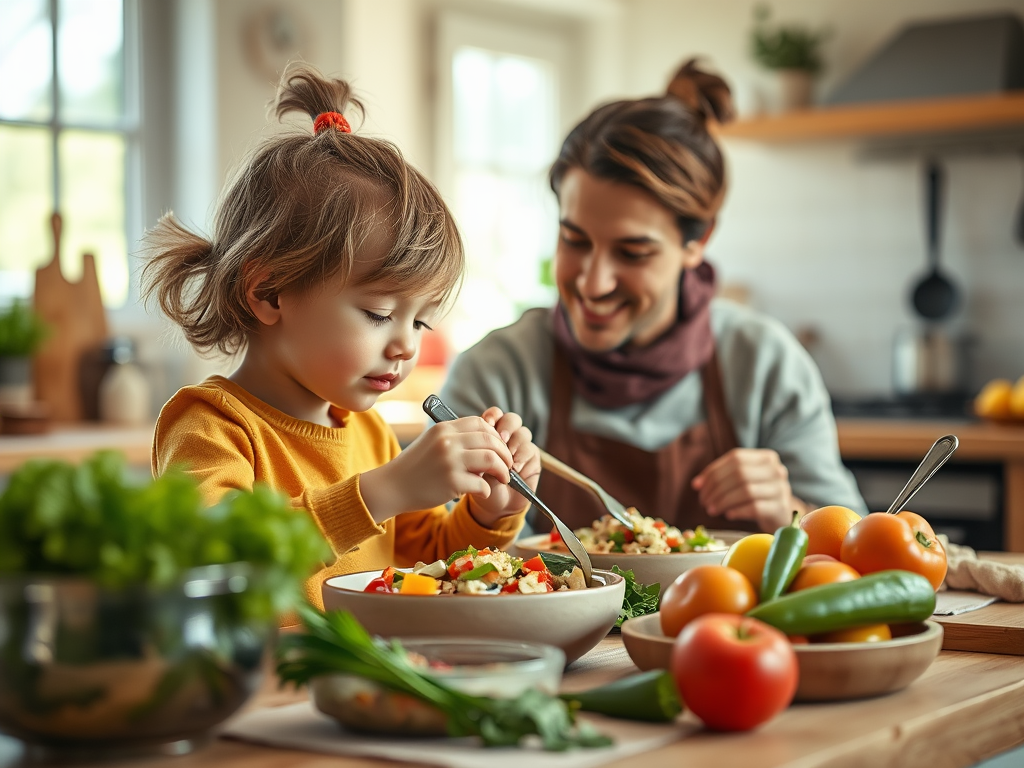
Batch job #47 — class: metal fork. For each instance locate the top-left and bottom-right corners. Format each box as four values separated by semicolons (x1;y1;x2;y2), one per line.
421;395;594;587
538;449;636;531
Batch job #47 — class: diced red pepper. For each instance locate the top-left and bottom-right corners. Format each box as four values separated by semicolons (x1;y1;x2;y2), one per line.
536;569;552;584
622;529;635;543
549;529;562;543
381;566;397;587
447;555;475;579
665;534;680;549
653;520;666;531
522;555;546;573
364;577;392;593
501;580;520;594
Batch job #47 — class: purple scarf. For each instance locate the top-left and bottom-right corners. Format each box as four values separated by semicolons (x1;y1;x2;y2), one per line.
552;261;717;409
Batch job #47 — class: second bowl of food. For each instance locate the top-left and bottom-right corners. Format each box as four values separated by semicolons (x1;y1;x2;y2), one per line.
321;546;624;665
311;637;565;735
512;513;743;597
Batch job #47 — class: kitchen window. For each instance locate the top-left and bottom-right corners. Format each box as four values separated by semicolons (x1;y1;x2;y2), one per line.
434;12;567;351
0;0;137;309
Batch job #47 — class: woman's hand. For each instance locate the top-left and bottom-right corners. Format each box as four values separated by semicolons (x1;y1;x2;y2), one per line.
467;407;540;525
361;415;517;523
691;448;808;532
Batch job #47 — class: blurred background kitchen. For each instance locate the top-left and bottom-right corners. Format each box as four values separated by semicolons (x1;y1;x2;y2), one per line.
2;0;1024;550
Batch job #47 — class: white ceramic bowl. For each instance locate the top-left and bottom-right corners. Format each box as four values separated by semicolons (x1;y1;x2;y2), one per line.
511;531;744;598
322;568;624;665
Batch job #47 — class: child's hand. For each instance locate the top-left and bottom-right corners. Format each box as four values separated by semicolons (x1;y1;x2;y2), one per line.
468;407;540;525
360;415;518;523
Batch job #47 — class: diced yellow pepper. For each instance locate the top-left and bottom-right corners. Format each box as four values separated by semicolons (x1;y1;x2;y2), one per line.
398;572;439;595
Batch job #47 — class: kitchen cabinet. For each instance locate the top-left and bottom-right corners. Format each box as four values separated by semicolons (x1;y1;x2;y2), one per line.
836;418;1024;552
715;92;1024;142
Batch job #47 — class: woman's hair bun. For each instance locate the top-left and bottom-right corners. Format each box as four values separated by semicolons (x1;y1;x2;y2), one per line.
665;58;734;126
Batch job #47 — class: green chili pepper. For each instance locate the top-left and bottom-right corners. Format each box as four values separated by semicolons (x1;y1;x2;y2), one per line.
760;510;808;603
746;570;935;636
560;670;682;722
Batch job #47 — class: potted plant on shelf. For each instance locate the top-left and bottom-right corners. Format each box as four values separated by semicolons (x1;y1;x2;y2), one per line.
0;299;48;409
750;3;829;112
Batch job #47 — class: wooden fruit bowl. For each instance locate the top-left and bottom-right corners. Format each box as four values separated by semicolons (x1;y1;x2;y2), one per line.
621;612;943;702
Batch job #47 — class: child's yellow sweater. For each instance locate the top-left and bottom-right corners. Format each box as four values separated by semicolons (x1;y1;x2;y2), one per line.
152;376;525;609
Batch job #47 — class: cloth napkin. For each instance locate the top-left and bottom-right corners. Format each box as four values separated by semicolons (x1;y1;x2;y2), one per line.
222;701;687;768
940;536;1024;603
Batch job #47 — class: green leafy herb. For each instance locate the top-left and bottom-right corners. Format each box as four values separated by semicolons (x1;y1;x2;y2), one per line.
445;545;478;565
686;525;716;548
612;566;660;628
276;606;612;750
0;451;332;619
538;551;578;576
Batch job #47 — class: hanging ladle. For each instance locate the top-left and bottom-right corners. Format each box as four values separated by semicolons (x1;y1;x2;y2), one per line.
885;434;959;516
910;160;960;321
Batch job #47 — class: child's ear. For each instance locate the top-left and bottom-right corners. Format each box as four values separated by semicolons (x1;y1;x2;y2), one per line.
245;271;282;326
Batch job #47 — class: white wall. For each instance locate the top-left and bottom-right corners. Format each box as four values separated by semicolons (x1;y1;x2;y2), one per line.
620;0;1024;396
156;0;1024;401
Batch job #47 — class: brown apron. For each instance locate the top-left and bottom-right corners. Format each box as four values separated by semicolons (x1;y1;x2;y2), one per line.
535;347;756;534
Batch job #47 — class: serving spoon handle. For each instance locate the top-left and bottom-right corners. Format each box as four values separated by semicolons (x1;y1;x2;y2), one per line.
421;395;593;587
885;434;959;516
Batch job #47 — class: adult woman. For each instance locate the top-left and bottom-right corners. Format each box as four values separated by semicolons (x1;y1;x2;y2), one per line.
440;59;865;534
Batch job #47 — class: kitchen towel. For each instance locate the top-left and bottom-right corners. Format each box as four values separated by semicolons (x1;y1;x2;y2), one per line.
940;536;1024;602
933;590;999;615
222;701;687;768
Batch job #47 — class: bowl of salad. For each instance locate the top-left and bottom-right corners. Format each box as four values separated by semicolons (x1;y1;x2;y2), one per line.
511;510;742;598
321;546;624;664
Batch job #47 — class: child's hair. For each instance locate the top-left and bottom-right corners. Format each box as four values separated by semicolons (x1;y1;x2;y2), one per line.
142;63;464;356
549;58;734;245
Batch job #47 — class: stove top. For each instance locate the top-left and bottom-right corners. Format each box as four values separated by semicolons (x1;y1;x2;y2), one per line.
830;393;975;420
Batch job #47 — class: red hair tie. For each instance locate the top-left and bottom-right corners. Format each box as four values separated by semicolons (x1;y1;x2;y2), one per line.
313;111;351;135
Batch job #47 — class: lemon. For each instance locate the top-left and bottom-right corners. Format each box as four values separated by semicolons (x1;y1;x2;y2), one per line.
721;533;774;594
974;378;1014;421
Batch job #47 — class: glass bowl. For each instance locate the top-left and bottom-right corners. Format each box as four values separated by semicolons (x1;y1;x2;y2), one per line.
310;637;565;736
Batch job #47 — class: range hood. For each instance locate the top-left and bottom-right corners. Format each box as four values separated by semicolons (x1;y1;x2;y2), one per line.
825;12;1024;106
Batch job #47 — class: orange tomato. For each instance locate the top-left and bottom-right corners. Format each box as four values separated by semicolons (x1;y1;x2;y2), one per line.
659;565;757;638
788;560;860;592
798;505;862;560
839;511;947;591
813;624;892;644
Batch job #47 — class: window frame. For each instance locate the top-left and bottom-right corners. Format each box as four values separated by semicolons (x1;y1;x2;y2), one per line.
0;0;141;308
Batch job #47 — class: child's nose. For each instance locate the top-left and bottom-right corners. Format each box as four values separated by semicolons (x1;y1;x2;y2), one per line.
387;327;417;361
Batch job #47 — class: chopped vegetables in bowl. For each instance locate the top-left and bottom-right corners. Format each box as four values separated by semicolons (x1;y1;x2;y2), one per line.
321;551;624;664
571;511;728;555
363;546;587;596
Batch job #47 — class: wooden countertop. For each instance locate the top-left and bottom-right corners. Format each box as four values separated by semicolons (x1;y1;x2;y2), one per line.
4;631;1021;767
836;417;1024;460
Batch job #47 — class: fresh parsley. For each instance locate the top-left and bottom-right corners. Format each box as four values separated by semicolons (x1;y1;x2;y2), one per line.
0;450;332;619
612;566;660;628
276;605;612;750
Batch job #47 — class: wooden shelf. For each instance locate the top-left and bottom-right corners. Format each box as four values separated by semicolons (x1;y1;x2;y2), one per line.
715;92;1024;143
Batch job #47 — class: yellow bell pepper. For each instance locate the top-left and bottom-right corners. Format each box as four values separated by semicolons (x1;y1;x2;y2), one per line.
399;572;439;595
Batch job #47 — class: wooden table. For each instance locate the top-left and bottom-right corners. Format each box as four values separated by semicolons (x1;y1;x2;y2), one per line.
836;418;1024;553
3;632;1023;768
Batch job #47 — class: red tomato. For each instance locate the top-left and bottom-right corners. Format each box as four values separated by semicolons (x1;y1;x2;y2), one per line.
670;613;799;731
840;511;947;590
364;578;391;593
659;565;757;638
521;555;546;573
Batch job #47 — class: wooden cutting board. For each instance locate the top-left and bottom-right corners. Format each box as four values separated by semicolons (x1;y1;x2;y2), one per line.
33;212;108;421
933;552;1024;655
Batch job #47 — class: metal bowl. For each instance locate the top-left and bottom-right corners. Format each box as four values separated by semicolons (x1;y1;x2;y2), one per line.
0;564;276;757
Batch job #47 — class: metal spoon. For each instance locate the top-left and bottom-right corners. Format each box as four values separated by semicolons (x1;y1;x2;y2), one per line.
538;449;636;531
421;395;594;587
885;434;959;516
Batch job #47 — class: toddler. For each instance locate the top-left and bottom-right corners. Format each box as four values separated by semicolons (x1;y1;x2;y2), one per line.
143;64;539;609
